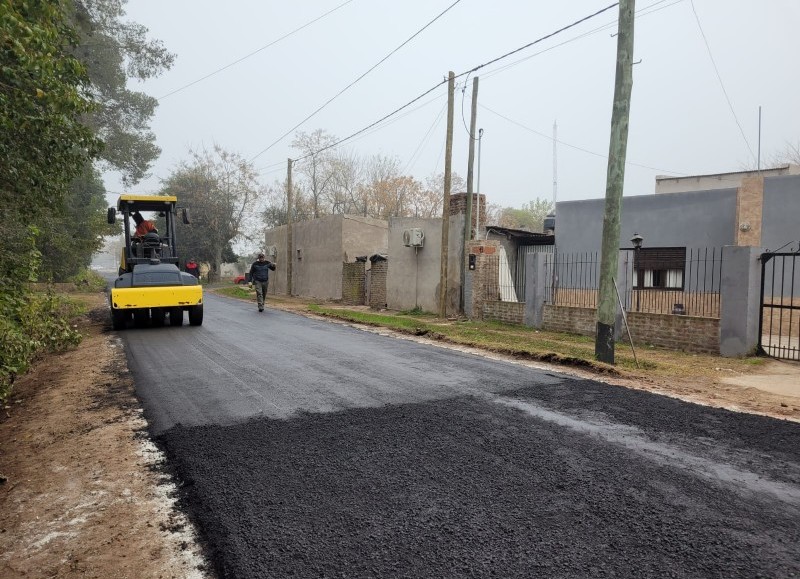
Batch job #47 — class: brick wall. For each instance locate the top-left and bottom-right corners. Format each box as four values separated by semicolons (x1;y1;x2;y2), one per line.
542;305;721;354
450;193;486;232
627;312;719;354
369;261;388;308
542;305;597;336
341;262;365;305
483;301;525;325
466;240;500;319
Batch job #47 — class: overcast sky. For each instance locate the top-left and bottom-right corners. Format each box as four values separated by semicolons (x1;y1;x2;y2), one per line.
105;0;800;211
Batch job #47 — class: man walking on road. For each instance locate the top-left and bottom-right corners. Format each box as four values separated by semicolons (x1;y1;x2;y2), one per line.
249;252;276;312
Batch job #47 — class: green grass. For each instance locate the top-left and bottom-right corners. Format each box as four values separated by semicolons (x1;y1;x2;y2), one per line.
307;305;644;373
216;286;254;299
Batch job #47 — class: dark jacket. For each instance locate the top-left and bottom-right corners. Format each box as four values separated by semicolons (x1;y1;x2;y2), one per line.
249;259;275;282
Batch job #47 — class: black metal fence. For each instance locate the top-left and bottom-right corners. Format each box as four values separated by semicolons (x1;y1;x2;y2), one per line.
759;252;800;361
544;247;723;318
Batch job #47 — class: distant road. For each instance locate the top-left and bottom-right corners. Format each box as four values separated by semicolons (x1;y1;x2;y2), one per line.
119;291;800;578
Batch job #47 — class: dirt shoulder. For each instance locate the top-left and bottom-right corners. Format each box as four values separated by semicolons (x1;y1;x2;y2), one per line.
0;292;208;579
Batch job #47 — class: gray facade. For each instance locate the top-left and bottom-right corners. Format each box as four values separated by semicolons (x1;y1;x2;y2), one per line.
762;175;800;252
387;215;465;315
264;215;387;300
555;188;738;253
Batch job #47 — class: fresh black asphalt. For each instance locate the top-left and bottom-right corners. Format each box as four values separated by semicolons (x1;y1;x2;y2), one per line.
119;292;800;578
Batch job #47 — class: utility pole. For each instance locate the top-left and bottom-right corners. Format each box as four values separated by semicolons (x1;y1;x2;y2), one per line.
439;71;455;318
286;158;293;297
595;0;635;364
462;76;479;313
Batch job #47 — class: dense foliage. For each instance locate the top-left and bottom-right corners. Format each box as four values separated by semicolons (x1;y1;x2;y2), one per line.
0;0;170;401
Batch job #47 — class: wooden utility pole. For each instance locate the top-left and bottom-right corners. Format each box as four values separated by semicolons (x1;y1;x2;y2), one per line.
439;71;455;318
461;76;479;313
595;0;635;364
286;158;293;297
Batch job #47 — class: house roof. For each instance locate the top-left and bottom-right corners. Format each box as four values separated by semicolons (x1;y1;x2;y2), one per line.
484;226;554;245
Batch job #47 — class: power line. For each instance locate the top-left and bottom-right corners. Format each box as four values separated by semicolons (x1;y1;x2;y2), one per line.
157;0;356;101
689;0;756;162
404;100;448;174
291;3;619;164
250;0;464;162
481;0;684;81
480;103;688;176
452;2;619;82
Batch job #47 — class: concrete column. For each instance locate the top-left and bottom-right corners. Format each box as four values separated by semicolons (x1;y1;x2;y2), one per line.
736;177;764;246
524;252;548;328
720;246;763;357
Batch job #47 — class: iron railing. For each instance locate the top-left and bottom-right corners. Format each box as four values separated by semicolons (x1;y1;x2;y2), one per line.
544;247;723;318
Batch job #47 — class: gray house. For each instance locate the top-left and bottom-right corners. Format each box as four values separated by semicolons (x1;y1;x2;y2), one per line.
264;215;387;301
532;168;800;358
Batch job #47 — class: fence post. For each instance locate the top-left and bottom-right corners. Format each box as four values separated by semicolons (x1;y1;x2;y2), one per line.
719;246;763;357
524;252;548;329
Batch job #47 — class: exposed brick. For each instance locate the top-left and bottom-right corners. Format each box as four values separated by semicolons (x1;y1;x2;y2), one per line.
341;262;365;305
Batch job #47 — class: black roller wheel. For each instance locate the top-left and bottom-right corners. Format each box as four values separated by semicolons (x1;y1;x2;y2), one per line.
111;308;126;330
133;309;149;328
151;308;166;327
169;307;184;326
188;304;203;326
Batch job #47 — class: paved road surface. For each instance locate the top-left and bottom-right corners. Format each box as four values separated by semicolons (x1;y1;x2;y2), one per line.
120;292;800;578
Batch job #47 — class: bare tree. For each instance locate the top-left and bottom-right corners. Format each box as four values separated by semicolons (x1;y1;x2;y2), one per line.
328;149;364;215
767;141;800;167
291;130;337;218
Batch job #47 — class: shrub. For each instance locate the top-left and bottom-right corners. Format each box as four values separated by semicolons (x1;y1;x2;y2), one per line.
0;290;82;405
68;268;108;292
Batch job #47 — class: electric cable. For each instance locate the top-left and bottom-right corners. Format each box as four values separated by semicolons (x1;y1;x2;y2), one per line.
404;100;448;175
290;3;618;164
156;0;356;101
480;103;687;175
482;0;684;81
689;0;756;162
250;0;463;162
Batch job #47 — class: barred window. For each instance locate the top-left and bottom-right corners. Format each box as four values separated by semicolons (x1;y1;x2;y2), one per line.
633;247;685;290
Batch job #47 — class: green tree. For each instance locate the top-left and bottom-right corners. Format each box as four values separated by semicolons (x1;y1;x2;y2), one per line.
160;146;262;281
0;0;101;218
497;198;554;232
37;167;116;281
70;0;175;186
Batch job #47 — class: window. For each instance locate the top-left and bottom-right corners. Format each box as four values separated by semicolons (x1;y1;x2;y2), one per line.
633;247;685;291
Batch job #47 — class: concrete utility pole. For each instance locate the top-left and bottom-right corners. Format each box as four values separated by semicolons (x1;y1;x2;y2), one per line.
595;0;635;364
462;76;479;314
286;158;293;297
439;71;455;318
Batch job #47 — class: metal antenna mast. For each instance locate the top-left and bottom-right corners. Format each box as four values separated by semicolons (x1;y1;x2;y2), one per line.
552;120;558;210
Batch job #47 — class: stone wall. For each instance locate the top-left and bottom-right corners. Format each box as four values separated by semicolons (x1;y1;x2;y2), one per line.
341;262;365;306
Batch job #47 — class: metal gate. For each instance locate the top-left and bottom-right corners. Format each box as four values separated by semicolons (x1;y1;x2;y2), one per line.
759;252;800;360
